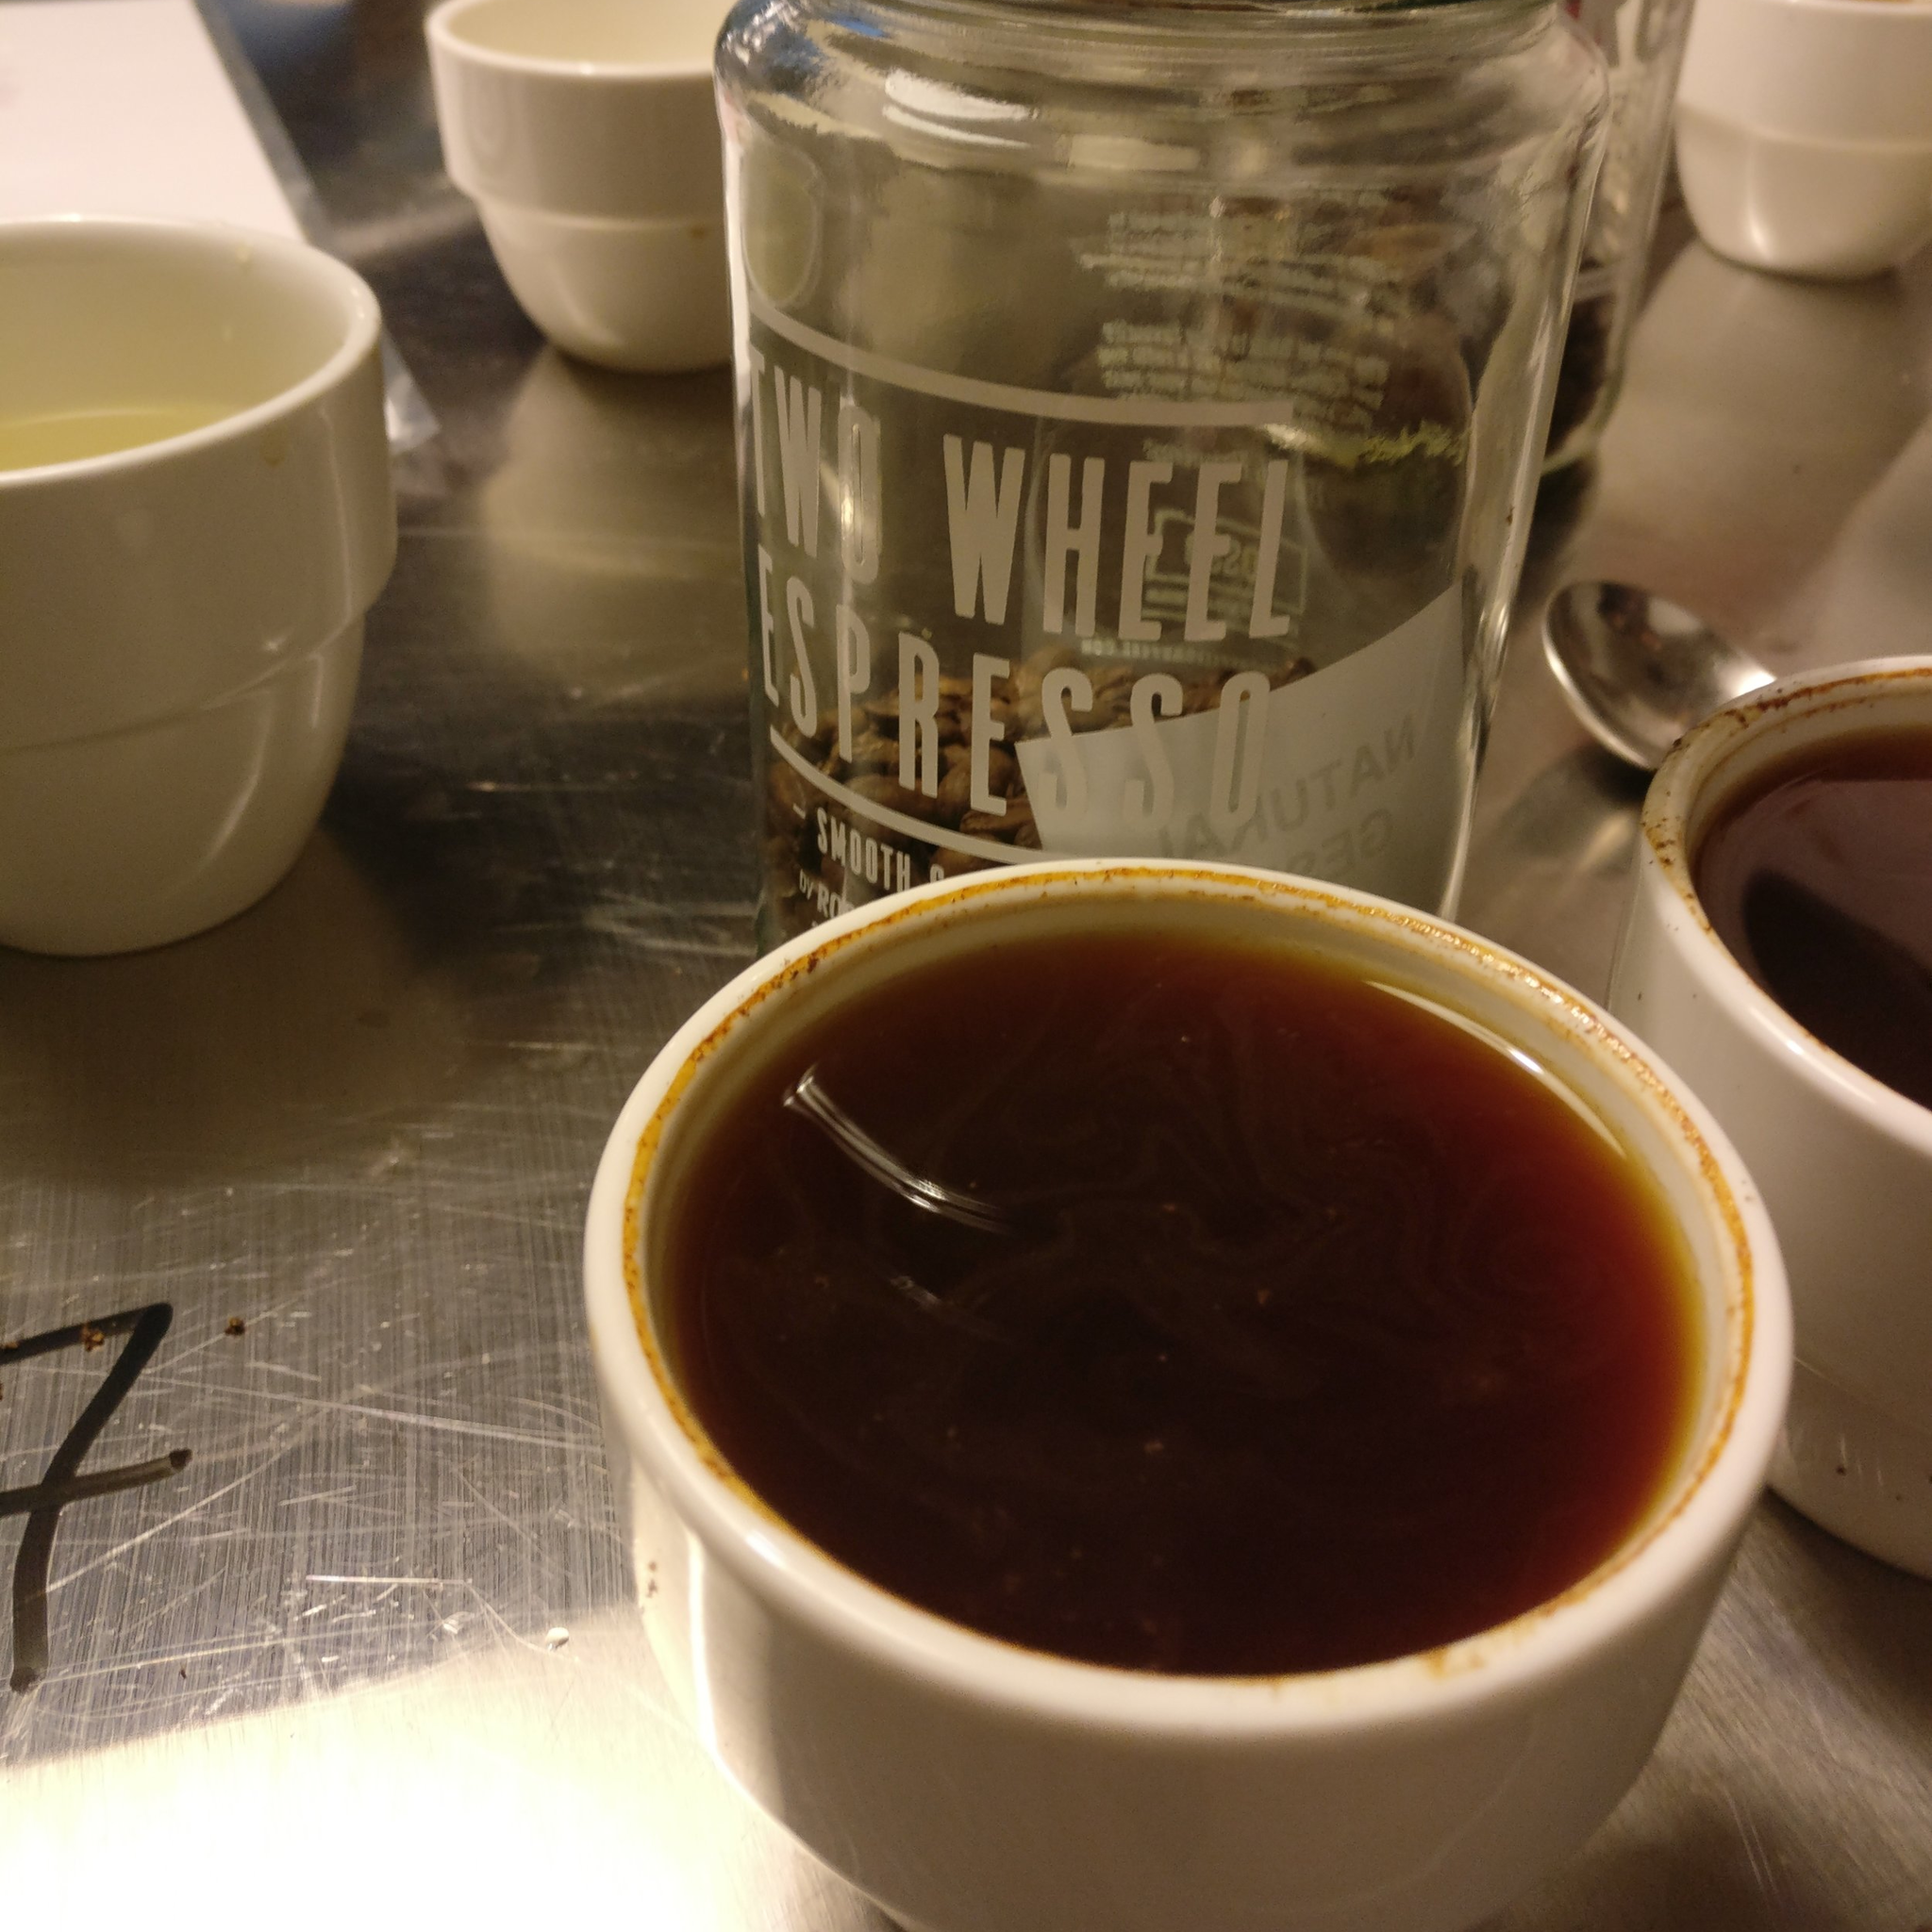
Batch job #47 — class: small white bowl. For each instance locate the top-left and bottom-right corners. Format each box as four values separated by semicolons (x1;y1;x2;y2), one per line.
588;858;1790;1932
1610;658;1932;1575
0;215;393;957
1676;0;1932;279
425;0;733;373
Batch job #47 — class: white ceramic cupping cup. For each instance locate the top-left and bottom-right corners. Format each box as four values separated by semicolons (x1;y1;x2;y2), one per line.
426;0;733;373
0;216;393;958
587;859;1791;1932
1610;658;1932;1577
1675;0;1932;279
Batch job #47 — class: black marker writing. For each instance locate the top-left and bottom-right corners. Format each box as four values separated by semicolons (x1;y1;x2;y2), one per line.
1;1304;190;1694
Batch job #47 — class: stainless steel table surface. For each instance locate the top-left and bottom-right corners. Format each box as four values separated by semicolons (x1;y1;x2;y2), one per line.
4;3;1932;1919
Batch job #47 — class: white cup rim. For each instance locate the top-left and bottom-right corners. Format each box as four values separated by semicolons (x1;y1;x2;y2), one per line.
0;214;383;492
425;0;718;82
586;858;1789;1739
1641;655;1932;1159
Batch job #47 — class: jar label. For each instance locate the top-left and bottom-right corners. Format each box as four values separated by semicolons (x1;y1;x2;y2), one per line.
744;299;1473;935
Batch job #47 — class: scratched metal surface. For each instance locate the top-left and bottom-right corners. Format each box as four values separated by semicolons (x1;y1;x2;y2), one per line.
2;1;1931;1920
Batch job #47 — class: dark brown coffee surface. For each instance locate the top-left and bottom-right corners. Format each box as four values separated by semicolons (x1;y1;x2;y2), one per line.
1694;725;1932;1112
659;926;1698;1675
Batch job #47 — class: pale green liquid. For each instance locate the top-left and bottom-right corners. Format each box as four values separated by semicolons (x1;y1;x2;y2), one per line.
0;401;235;472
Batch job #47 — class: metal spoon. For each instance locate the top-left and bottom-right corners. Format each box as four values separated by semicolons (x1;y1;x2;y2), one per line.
1542;580;1776;772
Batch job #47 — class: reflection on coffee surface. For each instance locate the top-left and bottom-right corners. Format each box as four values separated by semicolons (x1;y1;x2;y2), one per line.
659;926;1699;1675
1695;726;1932;1112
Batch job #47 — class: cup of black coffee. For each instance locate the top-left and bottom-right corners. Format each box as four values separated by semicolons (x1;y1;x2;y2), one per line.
1611;656;1932;1579
589;858;1789;1932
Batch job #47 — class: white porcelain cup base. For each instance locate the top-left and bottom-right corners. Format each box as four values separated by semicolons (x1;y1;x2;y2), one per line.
1676;104;1932;279
477;203;729;373
1608;658;1932;1581
588;860;1790;1932
426;0;733;375
1773;1359;1932;1578
1674;0;1932;280
0;620;363;957
614;1437;1733;1932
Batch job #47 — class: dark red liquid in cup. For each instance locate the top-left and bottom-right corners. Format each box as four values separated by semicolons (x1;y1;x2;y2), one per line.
658;925;1699;1676
1694;725;1932;1113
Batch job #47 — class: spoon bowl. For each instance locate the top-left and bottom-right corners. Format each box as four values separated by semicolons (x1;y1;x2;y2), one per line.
1542;580;1775;771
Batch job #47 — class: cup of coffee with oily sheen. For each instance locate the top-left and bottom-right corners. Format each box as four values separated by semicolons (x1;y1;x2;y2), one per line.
587;859;1790;1932
1611;658;1932;1579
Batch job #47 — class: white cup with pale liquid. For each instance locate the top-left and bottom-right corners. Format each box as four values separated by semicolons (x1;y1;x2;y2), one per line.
0;215;394;956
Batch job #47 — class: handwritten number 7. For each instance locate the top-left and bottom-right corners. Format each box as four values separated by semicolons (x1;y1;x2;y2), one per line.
0;1303;191;1694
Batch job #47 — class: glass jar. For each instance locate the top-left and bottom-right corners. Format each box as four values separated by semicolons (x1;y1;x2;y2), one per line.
718;0;1607;951
1542;0;1695;468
